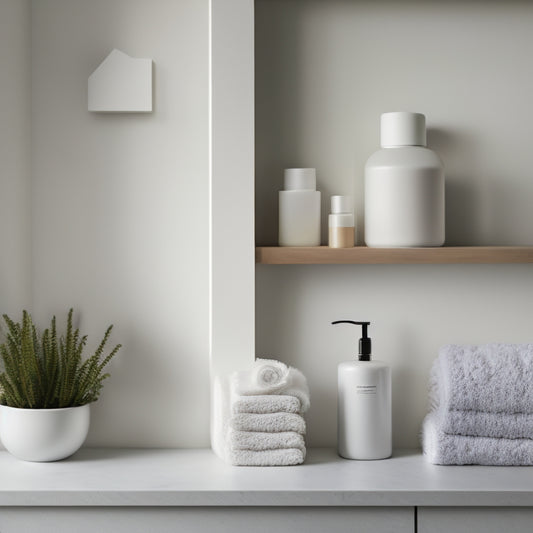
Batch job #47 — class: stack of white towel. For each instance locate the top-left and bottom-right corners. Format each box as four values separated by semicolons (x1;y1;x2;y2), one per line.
212;359;310;466
422;343;533;465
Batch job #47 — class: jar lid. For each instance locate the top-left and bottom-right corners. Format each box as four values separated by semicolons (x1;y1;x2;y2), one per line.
380;112;426;147
331;195;352;214
284;168;316;191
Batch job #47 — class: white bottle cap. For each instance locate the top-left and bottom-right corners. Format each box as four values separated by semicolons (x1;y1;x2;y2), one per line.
380;112;426;147
284;168;316;191
331;195;352;214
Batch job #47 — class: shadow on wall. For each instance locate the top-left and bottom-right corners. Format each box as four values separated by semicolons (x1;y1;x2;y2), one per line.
429;127;527;246
429;127;484;246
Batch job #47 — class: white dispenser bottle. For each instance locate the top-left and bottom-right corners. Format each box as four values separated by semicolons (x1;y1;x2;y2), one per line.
364;112;445;247
332;320;391;460
279;168;321;246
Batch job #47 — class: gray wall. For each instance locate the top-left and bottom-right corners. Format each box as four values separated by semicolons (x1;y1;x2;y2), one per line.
0;0;31;316
3;0;532;452
31;0;210;447
255;0;533;447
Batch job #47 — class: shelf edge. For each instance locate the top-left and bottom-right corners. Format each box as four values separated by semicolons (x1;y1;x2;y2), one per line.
255;246;533;265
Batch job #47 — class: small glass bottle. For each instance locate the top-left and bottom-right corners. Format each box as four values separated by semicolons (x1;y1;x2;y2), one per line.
329;195;355;248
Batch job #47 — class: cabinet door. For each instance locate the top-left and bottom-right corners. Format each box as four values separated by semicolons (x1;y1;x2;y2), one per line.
418;507;533;533
0;507;414;533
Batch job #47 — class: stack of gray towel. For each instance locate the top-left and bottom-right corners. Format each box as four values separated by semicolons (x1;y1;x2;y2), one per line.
212;359;310;466
422;343;533;465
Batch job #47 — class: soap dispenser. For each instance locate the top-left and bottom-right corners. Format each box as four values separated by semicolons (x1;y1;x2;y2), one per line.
332;320;391;460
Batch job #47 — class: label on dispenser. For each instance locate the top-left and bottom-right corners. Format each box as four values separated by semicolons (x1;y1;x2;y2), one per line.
356;384;377;396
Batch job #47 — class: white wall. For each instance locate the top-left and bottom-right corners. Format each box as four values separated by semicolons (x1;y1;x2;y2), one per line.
0;0;31;315
4;0;532;452
255;0;533;447
31;0;210;447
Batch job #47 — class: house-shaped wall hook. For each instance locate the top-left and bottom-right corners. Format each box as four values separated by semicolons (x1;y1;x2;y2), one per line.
88;49;153;112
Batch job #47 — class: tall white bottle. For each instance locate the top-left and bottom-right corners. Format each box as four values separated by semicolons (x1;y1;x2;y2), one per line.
364;112;445;247
279;168;321;246
333;320;391;460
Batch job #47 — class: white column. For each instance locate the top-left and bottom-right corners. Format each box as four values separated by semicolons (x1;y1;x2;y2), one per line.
209;0;255;449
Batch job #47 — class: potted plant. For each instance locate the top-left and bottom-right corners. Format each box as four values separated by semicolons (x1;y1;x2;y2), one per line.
0;309;121;462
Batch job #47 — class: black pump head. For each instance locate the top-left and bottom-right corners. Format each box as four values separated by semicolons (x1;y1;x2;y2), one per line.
331;320;372;361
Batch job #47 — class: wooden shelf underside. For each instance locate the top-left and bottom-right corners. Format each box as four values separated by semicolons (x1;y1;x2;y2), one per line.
255;246;533;265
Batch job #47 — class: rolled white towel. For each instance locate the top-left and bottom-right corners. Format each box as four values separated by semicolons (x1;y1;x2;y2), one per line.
227;448;305;466
233;359;310;413
251;358;290;392
234;359;290;396
228;429;305;452
422;411;533;466
230;412;306;434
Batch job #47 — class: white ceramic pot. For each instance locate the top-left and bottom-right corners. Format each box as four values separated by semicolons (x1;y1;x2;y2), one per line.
0;404;90;462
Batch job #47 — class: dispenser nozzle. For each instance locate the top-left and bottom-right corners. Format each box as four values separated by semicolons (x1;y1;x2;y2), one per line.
331;320;372;361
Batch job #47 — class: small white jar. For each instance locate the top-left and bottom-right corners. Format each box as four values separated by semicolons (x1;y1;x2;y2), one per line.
278;168;321;246
364;112;445;248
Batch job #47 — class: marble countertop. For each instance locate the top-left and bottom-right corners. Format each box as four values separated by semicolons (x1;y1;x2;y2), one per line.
1;448;532;507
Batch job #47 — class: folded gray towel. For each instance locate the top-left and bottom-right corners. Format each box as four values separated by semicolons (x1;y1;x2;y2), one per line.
429;344;533;439
433;344;533;414
438;409;533;440
422;411;533;466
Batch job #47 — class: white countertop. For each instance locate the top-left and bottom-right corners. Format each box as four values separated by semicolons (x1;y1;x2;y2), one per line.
1;448;533;507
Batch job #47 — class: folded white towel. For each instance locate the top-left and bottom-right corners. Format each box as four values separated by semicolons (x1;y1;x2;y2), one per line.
433;344;533;414
227;448;305;466
229;412;306;434
231;394;301;415
212;365;308;467
228;429;305;451
233;359;310;413
422;411;533;466
282;368;311;413
211;375;230;462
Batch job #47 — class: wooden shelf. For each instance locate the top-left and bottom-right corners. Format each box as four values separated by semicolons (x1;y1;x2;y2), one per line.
256;246;533;265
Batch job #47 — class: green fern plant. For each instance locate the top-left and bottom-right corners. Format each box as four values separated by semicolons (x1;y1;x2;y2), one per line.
0;309;121;409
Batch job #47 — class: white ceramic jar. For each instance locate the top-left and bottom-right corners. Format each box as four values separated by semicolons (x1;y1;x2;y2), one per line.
364;112;445;247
